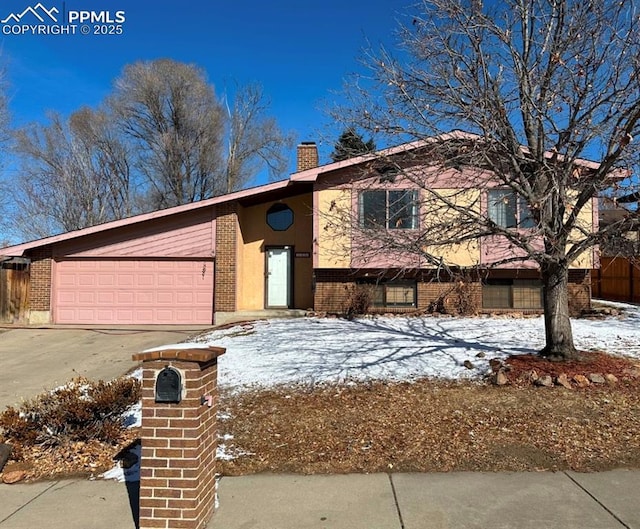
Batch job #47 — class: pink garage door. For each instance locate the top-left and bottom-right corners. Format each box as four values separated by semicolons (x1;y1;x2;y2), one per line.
54;259;214;324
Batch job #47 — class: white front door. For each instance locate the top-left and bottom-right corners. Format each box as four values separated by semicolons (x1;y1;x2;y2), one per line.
266;247;291;308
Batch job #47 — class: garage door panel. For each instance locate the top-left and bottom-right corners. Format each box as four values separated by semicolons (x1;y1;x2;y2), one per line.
54;260;214;324
116;274;134;287
79;291;97;303
115;291;134;304
137;274;154;287
176;292;195;303
77;274;96;287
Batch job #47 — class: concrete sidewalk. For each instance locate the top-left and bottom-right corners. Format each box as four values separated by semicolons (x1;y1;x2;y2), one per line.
1;470;639;528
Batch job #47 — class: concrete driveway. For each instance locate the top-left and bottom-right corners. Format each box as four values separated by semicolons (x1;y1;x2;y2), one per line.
0;326;210;409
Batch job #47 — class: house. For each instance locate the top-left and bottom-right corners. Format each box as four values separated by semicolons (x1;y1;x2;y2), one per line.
592;193;639;303
0;138;596;325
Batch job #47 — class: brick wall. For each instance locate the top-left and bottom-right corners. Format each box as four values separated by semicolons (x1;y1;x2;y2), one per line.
133;347;224;529
26;246;52;312
314;270;352;313
314;268;591;315
314;269;475;314
296;142;319;172
214;203;238;313
568;269;591;315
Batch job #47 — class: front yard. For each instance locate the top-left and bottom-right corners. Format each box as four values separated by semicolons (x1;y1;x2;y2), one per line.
2;301;640;480
198;301;640;474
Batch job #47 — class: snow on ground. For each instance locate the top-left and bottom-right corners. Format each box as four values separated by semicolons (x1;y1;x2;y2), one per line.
103;301;639;480
187;301;639;391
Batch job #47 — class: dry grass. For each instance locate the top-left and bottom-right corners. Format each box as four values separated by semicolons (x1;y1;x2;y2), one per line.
217;352;640;475
4;351;640;482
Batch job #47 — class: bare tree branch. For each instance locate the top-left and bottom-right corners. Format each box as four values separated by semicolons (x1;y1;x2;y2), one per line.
330;0;640;359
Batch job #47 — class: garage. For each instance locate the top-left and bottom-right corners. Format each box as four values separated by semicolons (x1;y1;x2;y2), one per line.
53;259;214;325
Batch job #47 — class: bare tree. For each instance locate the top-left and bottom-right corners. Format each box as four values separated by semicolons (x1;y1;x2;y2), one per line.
223;83;294;192
333;0;640;360
110;59;226;209
0;58;15;245
12;109;133;237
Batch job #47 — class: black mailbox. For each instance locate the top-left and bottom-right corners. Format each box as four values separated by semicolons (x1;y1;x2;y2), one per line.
155;366;182;403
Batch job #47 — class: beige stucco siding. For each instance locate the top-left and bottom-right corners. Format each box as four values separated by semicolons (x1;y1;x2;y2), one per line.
568;197;594;269
421;188;481;267
236;193;314;310
316;189;352;268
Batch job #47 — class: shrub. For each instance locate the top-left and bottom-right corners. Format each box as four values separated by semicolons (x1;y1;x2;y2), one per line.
427;276;479;316
0;376;141;450
343;284;375;318
446;277;479;316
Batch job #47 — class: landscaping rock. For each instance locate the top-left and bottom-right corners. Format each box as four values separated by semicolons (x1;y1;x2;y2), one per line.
494;371;509;386
605;374;619;385
0;444;12;473
475;352;486;358
589;373;606;384
556;373;573;390
2;470;26;484
535;375;554;388
489;358;503;373
573;375;590;388
463;360;475;370
623;367;640;378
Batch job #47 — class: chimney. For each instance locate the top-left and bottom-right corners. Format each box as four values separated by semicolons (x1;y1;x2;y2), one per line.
296;141;319;172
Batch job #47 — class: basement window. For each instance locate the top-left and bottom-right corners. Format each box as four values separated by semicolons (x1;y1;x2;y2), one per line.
482;279;542;309
359;280;417;308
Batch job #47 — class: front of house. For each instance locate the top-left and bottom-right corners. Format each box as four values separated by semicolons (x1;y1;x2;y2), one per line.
0;140;596;325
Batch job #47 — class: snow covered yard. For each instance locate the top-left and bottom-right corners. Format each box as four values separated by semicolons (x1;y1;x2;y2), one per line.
5;302;638;482
189;301;640;391
106;301;640;480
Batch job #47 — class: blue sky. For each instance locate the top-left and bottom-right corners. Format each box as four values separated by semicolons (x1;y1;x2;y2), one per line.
0;0;409;175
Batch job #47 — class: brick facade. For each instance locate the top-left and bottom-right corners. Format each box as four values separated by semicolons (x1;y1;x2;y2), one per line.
314;269;477;314
568;269;591;315
214;203;238;314
314;268;591;315
26;246;52;312
133;347;225;529
296;142;319;172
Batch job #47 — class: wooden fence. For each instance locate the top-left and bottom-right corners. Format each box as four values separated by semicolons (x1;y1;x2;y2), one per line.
592;256;640;303
0;265;30;323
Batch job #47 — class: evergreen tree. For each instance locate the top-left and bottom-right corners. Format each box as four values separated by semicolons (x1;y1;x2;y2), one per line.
330;128;376;162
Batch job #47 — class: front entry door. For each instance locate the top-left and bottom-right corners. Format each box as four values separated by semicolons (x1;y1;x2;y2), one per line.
266;247;292;308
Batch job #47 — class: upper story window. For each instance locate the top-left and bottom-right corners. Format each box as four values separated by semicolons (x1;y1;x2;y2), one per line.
488;189;535;229
359;190;418;230
266;203;294;231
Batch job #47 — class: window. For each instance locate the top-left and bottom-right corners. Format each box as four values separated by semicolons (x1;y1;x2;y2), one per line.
488;190;536;228
359;280;417;308
266;203;294;231
359;190;418;229
482;279;542;309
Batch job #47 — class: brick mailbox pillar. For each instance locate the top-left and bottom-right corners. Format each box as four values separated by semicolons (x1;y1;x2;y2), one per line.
132;346;225;529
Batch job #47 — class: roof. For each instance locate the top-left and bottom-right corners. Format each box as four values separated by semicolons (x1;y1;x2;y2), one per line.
0;179;296;256
290;130;610;182
1;130;618;257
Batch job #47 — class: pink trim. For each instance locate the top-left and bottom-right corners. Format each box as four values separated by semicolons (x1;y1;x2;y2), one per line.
291;130;609;183
312;188;320;269
2;180;291;256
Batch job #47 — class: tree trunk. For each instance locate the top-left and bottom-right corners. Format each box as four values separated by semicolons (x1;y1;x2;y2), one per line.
540;262;578;360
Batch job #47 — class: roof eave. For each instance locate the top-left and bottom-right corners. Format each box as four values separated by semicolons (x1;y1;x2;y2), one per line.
0;179;293;256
